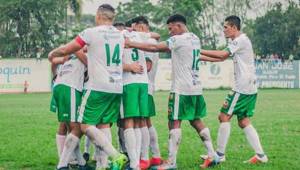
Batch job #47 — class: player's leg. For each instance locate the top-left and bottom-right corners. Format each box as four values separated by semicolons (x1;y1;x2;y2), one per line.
57;87;87;169
134;118;142;162
122;83;143;169
95;124;112;169
138;84;150;169
56;122;67;158
140;118;151;169
215;113;232;160
187;95;218;168
123;118;139;169
51;86;68;159
147;119;162;166
147;94;162;166
236;93;267;163
157;93;182;169
157;120;181;170
190;119;217;168
214;91;236;160
78;90;127;169
117;119;127;154
82;135;91;162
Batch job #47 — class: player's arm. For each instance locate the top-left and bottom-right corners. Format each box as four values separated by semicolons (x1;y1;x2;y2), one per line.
48;39;83;62
50;56;69;75
200;55;224;62
149;32;160;40
74;49;87;66
200;49;230;60
126;40;170;52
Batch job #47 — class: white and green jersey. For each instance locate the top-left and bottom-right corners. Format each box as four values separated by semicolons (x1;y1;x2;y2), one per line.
122;30;149;85
227;33;257;94
54;55;85;92
167;32;202;95
145;38;159;95
76;25;124;93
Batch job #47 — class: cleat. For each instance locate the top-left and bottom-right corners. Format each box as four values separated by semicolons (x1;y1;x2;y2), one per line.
57;167;69;170
110;154;128;170
140;159;151;170
244;155;268;164
83;152;90;162
200;154;225;162
200;158;214;169
153;160;176;170
150;157;163;166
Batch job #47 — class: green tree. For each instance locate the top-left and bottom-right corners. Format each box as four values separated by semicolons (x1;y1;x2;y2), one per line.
0;0;68;58
247;2;300;59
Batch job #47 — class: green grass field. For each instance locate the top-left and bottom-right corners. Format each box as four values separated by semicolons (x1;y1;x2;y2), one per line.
0;89;300;170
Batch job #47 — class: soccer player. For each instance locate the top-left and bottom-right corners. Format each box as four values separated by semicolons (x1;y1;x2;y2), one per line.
48;4;128;170
114;22;126;31
49;51;88;169
121;18;160;170
125;14;220;169
131;16;163;169
200;15;268;164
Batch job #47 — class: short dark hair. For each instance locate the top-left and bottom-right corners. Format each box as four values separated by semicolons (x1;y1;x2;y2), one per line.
98;4;115;13
167;14;186;25
125;19;133;27
225;15;241;30
113;22;125;27
131;16;149;26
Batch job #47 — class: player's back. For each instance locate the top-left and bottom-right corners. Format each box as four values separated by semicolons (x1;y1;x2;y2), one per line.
77;25;124;93
229;33;257;94
122;30;149;85
168;32;202;95
55;55;85;92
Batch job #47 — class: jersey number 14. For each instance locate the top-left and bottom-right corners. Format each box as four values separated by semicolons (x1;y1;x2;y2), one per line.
105;43;121;66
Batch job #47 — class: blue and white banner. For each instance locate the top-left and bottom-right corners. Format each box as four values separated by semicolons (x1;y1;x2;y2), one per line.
256;60;300;88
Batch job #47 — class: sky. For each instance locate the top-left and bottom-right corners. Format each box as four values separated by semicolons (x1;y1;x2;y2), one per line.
82;0;130;14
81;0;295;15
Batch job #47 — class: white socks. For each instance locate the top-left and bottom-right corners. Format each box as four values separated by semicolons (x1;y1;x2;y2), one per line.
124;128;138;168
73;142;86;166
149;126;161;158
57;133;80;168
97;128;112;169
140;127;150;160
85;126;119;159
134;128;142;160
243;124;264;155
56;134;66;158
168;129;181;165
199;128;215;158
217;122;231;155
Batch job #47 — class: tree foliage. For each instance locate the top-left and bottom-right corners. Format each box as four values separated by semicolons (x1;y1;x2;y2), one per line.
246;2;300;59
0;0;84;58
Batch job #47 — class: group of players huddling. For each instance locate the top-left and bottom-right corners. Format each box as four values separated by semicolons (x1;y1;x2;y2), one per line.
48;3;268;170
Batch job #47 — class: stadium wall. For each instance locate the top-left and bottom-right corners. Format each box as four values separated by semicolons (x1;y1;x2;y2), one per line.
156;59;300;90
0;59;51;93
0;59;299;93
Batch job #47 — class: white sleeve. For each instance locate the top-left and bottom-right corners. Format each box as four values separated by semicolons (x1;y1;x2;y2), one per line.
227;39;241;55
77;28;91;46
166;37;176;50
